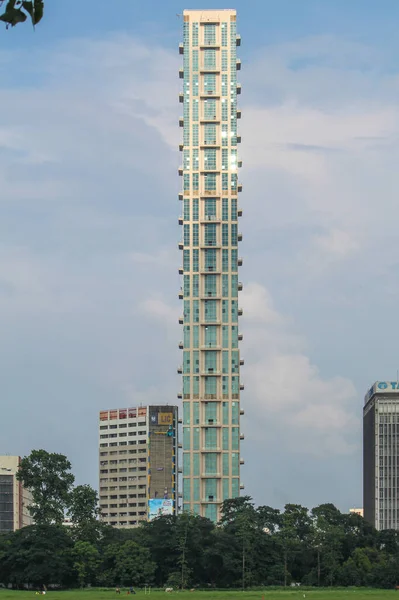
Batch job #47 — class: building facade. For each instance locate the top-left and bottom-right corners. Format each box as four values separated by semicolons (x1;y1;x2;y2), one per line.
99;405;178;528
0;456;33;532
179;9;244;522
364;381;399;530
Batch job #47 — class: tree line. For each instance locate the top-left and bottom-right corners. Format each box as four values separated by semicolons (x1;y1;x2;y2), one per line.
1;449;399;589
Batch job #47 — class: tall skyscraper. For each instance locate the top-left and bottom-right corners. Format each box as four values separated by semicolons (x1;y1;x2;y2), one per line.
364;381;399;530
99;405;178;527
0;456;33;532
179;9;244;522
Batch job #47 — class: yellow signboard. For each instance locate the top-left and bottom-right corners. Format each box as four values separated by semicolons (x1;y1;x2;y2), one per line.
158;412;173;426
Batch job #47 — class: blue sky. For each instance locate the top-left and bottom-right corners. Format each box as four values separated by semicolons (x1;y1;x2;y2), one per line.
2;0;399;513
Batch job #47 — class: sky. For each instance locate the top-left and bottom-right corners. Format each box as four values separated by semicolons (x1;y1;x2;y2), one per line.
1;0;399;513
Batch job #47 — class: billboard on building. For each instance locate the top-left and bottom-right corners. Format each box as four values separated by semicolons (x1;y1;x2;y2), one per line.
148;498;174;520
158;412;173;426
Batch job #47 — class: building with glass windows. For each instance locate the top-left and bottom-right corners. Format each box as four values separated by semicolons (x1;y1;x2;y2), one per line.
178;9;244;522
364;381;399;530
0;456;33;533
99;405;178;528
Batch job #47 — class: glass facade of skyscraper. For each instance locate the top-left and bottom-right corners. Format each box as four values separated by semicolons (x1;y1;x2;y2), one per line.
179;9;244;521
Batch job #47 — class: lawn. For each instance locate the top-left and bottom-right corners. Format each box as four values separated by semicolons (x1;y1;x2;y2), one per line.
0;589;396;600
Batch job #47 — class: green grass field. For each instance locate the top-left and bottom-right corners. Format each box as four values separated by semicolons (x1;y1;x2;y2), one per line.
0;589;397;600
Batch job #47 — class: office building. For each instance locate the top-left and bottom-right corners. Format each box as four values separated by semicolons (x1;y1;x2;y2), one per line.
99;405;178;528
364;381;399;530
0;456;33;532
178;9;244;522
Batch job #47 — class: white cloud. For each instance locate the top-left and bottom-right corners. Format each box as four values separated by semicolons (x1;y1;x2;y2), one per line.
242;282;359;456
313;228;359;258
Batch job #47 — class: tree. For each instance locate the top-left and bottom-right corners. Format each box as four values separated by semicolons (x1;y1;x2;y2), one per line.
67;484;100;543
2;524;74;587
72;541;101;587
0;0;43;28
17;449;75;525
102;541;155;587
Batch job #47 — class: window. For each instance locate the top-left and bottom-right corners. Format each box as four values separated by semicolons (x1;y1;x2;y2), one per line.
183;428;191;451
222;224;229;246
193;249;199;272
184;300;190;323
221;22;227;47
193;325;199;348
204;99;217;120
222;98;228;121
222;73;228;96
183;149;190;170
222;173;229;191
184;174;190;192
193;148;199;169
204;198;216;218
204;377;217;398
223;453;229;476
192;124;199;146
183;250;190;272
204;123;216;145
232;427;239;450
204;274;217;297
222;274;229;297
231;223;237;246
204;299;217;322
183;199;190;221
193;428;200;450
193;478;200;501
193;300;199;322
231;300;238;322
204;248;217;271
223;351;228;374
193;224;199;246
203;73;216;92
222;198;229;220
204;173;217;192
204;325;218;347
192;22;199;46
232;479;239;498
231;274;238;297
222;149;228;170
193;453;200;476
231;198;237;220
222;49;228;71
205;350;217;374
192;98;199;121
193;198;199;220
184;275;190;297
222;300;228;323
193;274;199;297
203;23;216;45
204;223;217;246
183;351;190;374
232;326;238;348
204;148;217;170
222;124;228;147
205;402;218;423
193;351;199;374
204;427;217;449
192;173;199;191
223;428;229;450
183;376;190;398
231;249;238;272
192;49;199;71
192;74;198;96
193;375;199;397
203;49;216;69
232;401;239;424
204;453;218;475
222;325;229;347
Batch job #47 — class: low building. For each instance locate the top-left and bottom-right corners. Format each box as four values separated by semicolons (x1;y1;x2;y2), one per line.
349;508;364;517
0;456;33;532
99;405;178;528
